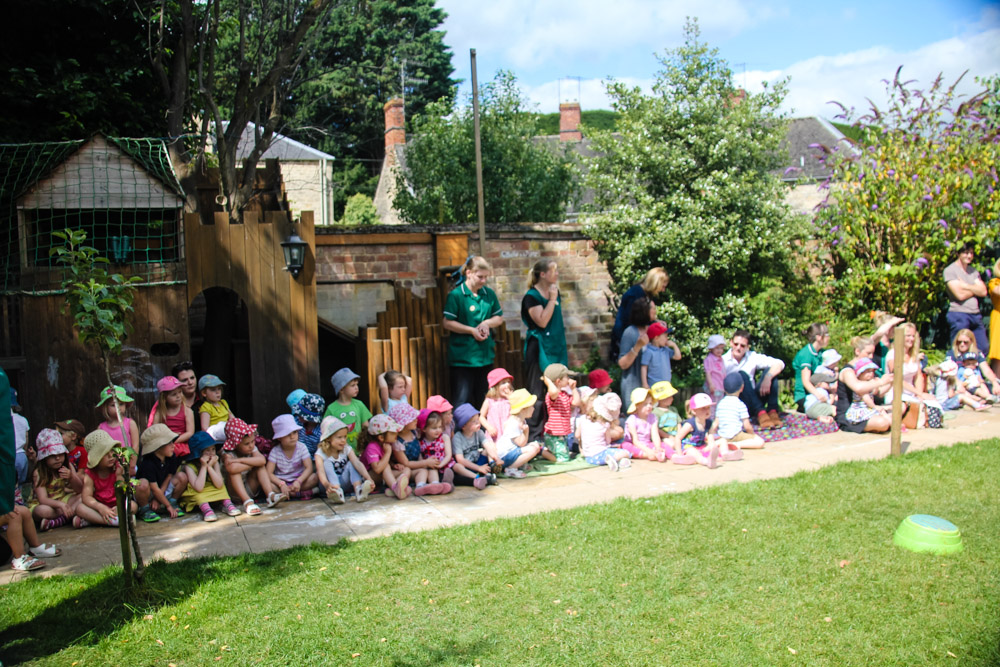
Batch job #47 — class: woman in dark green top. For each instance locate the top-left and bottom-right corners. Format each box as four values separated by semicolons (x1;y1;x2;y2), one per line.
521;259;568;441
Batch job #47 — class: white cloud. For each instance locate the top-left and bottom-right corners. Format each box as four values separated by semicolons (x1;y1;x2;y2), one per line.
741;28;1000;119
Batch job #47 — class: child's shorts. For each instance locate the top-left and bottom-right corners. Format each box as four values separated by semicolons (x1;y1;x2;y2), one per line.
728;431;755;442
500;447;524;468
941;395;961;411
585;447;630;466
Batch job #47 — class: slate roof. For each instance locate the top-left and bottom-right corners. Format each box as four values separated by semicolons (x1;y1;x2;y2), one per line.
775;117;852;182
220;122;336;162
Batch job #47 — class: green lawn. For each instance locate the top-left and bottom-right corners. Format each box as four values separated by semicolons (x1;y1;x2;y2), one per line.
2;440;999;666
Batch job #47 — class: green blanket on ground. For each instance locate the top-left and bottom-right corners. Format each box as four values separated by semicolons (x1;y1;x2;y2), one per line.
523;457;594;477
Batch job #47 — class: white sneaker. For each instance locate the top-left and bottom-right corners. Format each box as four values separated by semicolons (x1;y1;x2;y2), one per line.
330;487;346;504
605;455;619;472
357;480;374;502
504;467;526;479
619;457;632;470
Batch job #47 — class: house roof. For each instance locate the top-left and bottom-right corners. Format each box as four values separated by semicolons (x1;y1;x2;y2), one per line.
224;122;335;162
776;117;852;182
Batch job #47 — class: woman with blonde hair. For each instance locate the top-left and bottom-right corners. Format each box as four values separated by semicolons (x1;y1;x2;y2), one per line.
610;267;669;362
884;322;939;428
949;327;1000;397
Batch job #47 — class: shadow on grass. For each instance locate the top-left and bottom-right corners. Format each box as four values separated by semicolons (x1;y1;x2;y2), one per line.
0;540;352;665
389;637;494;667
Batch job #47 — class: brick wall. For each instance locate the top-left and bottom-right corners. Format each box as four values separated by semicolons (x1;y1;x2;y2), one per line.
314;224;615;367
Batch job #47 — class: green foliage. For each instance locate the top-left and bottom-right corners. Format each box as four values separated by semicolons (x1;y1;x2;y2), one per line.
583;19;806;377
394;71;579;224
811;70;1000;327
534;109;621;135
339;193;380;227
49;229;141;355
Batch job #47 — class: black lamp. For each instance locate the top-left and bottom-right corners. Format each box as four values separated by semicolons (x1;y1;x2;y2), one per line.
281;231;308;279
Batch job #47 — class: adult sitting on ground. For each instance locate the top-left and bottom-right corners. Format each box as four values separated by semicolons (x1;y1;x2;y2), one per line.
947;328;1000;397
609;268;669;362
792;322;835;422
836;339;893;434
722;329;785;429
943;242;989;352
616;297;659;410
884;322;938;429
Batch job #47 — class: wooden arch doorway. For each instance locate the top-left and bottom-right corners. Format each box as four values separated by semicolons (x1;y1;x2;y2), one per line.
188;287;253;422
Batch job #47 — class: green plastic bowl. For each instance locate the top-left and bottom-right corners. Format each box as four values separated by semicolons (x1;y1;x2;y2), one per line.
893;514;963;555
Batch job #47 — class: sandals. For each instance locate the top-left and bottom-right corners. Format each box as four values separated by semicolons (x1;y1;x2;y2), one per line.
29;543;61;558
266;491;287;508
10;555;46;572
72;516;89;529
243;499;263;516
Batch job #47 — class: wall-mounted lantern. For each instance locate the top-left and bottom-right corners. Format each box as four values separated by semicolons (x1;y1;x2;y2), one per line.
281;231;308;279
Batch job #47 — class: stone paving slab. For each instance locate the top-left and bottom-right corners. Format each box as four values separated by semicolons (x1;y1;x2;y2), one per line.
4;408;998;584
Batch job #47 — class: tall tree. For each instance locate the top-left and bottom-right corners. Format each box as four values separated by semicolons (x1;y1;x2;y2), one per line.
584;20;804;368
394;71;578;225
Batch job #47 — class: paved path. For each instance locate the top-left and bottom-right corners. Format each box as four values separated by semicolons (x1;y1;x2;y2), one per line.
5;408;998;583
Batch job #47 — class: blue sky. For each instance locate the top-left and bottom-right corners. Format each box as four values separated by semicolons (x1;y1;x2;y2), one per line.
436;0;1000;119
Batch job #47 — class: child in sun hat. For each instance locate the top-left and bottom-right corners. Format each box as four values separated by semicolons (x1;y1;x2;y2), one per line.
641;321;681;388
703;334;727;405
95;385;140;473
388;402;425;477
361;414;411;499
416;409;455;494
54;419;88;471
197;374;232;431
77;430;151;527
315;416;376;503
623;388;668;462
29;429;83;531
286;389;307;410
542;362;578;462
930;359;988;411
136;424;189;521
222;417;284;511
676;393;724;468
579;393;632;471
494;388;543;478
151;375;195;458
425;395;455;438
587;368;613;395
267;414;318;500
324;368;372;454
450;403;499;489
178;432;240;521
480;368;514;440
713;373;764;456
292;393;326;457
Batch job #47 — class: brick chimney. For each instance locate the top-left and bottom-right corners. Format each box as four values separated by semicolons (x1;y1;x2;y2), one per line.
559;102;581;141
384;98;405;150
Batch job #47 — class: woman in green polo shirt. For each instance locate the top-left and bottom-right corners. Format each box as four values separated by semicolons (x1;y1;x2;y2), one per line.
521;259;568;442
792;322;833;418
443;256;505;409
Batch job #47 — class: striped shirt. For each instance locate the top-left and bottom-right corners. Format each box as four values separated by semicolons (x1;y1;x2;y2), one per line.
545;390;573;436
715;395;749;440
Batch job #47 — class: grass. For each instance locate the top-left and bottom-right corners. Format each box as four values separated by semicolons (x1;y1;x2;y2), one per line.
2;439;999;666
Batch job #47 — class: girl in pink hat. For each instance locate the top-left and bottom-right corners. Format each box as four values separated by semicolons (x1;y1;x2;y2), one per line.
29;429;83;531
151;376;195;458
480;368;514;441
675;393;723;468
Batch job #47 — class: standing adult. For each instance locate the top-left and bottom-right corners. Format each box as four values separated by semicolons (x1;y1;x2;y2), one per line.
722;329;785;429
609;268;669;362
443;256;505;409
792;322;835;420
616;297;658;410
988;257;1000;378
522;259;568;442
944;242;988;352
0;368;14;517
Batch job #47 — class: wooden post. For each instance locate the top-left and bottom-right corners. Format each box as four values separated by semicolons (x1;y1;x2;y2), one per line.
470;48;486;256
115;488;133;584
889;327;905;456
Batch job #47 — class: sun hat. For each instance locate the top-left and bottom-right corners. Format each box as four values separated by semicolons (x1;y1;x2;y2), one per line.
587;368;612;389
186;431;217;461
286;388;307;409
821;348;843;366
687;393;714;411
960;351;979;363
543;363;570;382
389;403;420;429
578;386;597;403
140;423;179;456
223;417;257;451
331;368;360;396
320;416;349;441
593;393;622;423
54;419;86;438
487;368;514;388
426;395;454;413
96;385;134;408
292;393;325;423
706;334;726;350
627;387;650;414
197;374;226;391
646;321;669;340
938;359;959;377
156;376;183;393
83;430;119;467
649;381;677;401
368;413;403;436
508;388;537;415
35;429;67;461
416;408;436;432
271;414;300;440
853;358;879;375
723;372;744;395
206;421;228;444
452;403;479;430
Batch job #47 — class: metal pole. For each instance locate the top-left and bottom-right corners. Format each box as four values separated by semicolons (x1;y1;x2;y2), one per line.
470;48;486;257
889;327;905;456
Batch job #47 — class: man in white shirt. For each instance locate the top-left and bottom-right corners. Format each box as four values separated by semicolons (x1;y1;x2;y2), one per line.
722;329;786;429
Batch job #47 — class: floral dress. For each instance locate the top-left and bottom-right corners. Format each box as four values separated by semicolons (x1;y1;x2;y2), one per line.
420;436;455;469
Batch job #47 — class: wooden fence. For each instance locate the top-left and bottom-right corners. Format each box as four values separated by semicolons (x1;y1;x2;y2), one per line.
364;281;524;410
